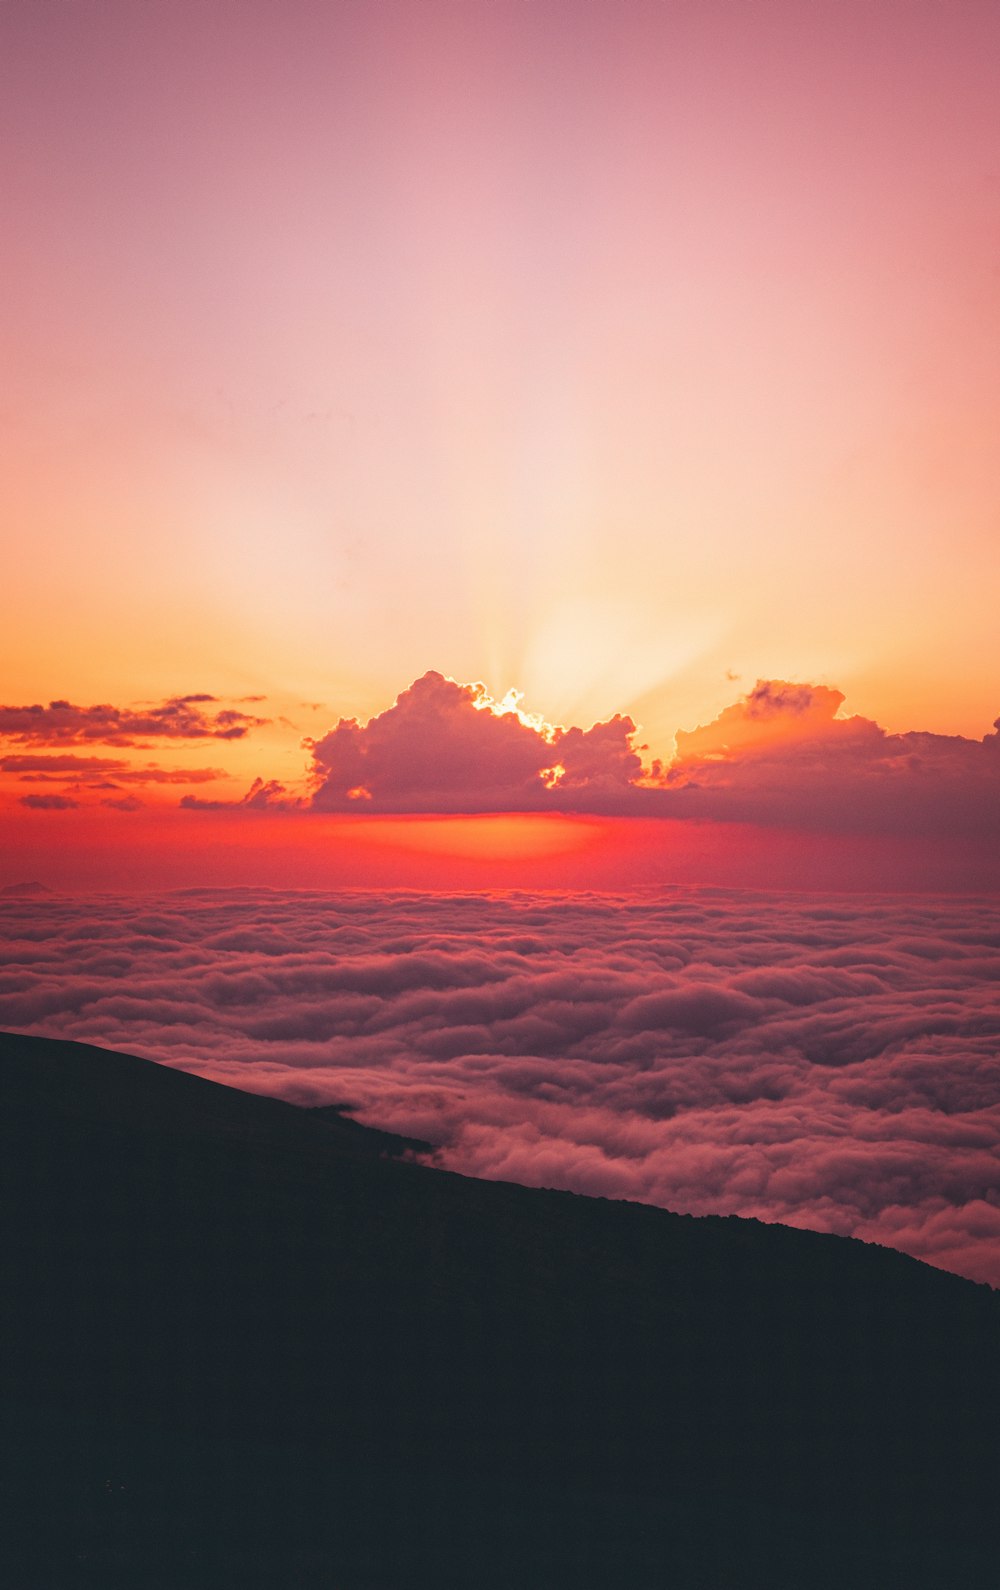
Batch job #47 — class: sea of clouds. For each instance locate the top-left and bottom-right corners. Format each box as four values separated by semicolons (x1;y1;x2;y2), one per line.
2;887;997;1286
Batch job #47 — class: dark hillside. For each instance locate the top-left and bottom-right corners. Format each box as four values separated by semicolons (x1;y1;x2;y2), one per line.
1;1029;996;1587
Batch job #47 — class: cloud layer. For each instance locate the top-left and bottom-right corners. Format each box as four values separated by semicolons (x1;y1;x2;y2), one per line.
2;887;997;1286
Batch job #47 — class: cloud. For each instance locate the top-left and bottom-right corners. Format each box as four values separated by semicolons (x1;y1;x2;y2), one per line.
180;777;297;812
663;682;1000;835
1;754;226;785
309;670;642;812
673;681;855;759
1;888;997;1287
0;697;269;747
19;793;79;810
5;674;997;852
305;674;1000;839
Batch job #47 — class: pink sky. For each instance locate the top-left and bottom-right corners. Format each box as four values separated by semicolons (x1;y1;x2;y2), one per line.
2;0;999;887
2;4;998;1297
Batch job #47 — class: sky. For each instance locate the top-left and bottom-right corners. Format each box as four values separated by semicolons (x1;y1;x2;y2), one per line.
2;0;999;889
2;3;998;1291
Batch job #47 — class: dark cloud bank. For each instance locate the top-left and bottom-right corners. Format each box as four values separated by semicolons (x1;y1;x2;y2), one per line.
2;887;997;1286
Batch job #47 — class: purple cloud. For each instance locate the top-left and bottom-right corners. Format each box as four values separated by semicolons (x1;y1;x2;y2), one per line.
304;672;1000;839
0;697;269;747
1;754;226;785
180;778;296;812
309;671;640;812
663;682;1000;835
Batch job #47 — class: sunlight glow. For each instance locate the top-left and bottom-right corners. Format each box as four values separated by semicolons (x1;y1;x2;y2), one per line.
470;682;561;742
353;815;600;861
519;601;724;733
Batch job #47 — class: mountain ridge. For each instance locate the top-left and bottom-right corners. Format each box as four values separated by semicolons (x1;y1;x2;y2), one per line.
1;1028;996;1588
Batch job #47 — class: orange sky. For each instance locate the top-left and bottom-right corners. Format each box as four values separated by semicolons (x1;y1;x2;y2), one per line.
2;1;999;889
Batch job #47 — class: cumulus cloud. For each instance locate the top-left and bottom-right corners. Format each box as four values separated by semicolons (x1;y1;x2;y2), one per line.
1;888;997;1286
5;676;996;845
0;696;269;747
664;682;1000;835
303;672;1000;839
309;671;641;812
674;681;857;759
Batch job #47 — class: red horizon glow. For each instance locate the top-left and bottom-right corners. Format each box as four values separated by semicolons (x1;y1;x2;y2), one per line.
3;804;997;896
2;668;997;892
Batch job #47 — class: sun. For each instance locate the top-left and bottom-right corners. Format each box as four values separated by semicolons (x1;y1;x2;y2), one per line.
468;681;561;744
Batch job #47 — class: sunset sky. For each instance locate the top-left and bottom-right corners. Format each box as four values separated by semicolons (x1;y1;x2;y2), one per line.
3;1;999;1293
2;0;999;889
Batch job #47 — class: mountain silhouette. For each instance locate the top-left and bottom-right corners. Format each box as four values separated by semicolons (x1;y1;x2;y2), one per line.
2;1029;996;1588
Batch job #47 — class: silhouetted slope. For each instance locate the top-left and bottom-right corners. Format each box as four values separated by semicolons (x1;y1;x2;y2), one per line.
1;1029;997;1588
306;1100;433;1158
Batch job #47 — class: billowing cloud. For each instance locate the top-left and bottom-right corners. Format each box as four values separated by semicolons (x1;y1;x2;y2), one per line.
1;888;997;1287
674;681;856;758
4;675;997;861
309;671;641;812
0;696;269;747
664;682;1000;835
306;674;1000;838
